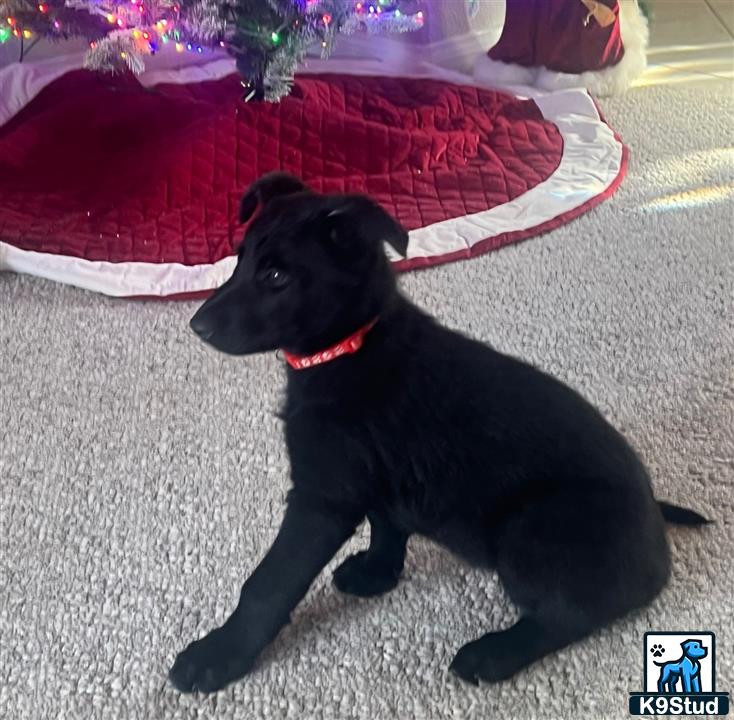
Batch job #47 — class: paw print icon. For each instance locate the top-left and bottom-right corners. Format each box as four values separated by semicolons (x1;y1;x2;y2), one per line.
650;644;665;658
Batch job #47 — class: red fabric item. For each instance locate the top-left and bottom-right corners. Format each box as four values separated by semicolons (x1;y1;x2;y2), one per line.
489;0;624;74
283;318;379;369
0;70;564;266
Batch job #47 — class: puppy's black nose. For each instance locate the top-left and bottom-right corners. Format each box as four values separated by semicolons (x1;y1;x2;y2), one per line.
189;312;215;341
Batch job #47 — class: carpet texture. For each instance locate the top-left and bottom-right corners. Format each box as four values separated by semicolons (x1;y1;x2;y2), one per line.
1;81;733;719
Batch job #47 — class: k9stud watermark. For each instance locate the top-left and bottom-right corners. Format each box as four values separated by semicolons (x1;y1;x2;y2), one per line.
629;632;729;716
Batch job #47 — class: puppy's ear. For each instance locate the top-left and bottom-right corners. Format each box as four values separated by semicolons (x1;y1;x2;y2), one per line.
328;196;409;257
239;172;309;223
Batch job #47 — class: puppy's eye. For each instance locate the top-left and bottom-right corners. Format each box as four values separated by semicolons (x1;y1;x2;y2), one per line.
257;267;289;289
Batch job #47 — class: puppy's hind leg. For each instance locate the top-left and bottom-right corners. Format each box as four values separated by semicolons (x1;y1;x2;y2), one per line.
450;616;590;685
451;491;669;685
333;512;409;597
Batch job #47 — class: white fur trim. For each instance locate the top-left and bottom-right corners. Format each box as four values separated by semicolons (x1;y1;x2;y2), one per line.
536;0;649;96
474;0;649;97
473;57;539;88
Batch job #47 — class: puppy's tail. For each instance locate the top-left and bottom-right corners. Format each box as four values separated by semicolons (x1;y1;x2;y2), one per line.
658;500;711;526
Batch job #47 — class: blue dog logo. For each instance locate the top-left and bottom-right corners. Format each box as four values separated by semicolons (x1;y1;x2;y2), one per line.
629;631;730;715
655;639;708;694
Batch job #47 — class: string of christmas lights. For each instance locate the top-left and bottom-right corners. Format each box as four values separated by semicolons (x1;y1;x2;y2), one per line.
1;0;424;100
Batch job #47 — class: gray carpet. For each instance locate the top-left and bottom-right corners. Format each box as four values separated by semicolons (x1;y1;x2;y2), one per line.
1;81;733;720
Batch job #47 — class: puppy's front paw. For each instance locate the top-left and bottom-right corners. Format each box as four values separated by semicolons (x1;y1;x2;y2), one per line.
333;551;401;597
169;626;255;694
449;636;519;686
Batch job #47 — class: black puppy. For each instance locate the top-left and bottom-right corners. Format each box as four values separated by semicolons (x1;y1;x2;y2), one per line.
170;172;708;693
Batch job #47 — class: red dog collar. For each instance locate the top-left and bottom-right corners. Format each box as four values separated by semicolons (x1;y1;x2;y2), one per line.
282;318;378;370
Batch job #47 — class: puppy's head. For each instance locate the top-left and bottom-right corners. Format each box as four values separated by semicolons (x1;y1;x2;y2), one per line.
189;172;408;356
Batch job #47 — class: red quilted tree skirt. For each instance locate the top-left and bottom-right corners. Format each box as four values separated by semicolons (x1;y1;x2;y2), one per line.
0;67;627;298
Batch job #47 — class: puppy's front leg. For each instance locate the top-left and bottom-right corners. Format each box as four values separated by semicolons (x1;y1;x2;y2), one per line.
169;492;361;693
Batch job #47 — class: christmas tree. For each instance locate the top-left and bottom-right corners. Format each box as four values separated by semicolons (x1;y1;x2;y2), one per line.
0;0;424;100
